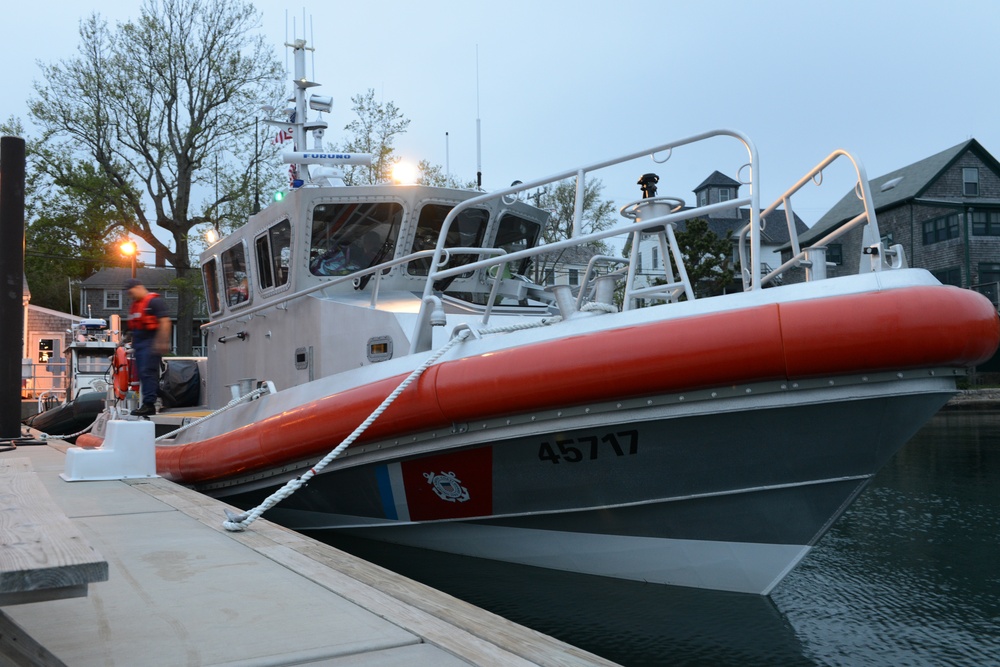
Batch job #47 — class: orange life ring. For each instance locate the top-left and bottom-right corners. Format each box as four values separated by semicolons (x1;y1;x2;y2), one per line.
112;346;130;400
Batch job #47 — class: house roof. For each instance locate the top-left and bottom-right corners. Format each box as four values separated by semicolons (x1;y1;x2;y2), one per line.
534;244;601;266
81;267;178;289
671;208;808;246
28;303;84;323
803;139;997;243
694;170;742;191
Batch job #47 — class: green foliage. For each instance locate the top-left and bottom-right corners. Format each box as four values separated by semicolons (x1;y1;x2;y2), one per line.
528;178;617;283
534;178;616;246
26;0;284;353
672;218;736;298
416;160;476;189
339;89;411;185
24;161;135;311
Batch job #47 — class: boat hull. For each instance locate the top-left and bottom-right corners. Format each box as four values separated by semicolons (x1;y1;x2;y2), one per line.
217;375;954;594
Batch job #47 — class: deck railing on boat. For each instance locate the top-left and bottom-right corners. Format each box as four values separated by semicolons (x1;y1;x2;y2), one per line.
423;128;762;302
739;149;890;287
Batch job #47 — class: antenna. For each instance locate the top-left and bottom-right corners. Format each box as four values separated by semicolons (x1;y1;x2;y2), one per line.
309;15;315;78
476;46;482;189
445;132;450;183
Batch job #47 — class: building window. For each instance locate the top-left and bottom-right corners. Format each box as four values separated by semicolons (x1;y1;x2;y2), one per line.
544;268;554;285
963;168;979;196
922;214;960;244
652;247;659;269
971;211;1000;236
698;191;708;207
932;268;962;287
568;269;579;286
718;188;731;202
104;289;122;310
981;263;1000;285
827;243;843;266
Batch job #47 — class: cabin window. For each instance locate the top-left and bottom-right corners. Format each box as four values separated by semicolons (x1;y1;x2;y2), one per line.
255;219;292;289
922;214;960;245
494;213;541;276
407;204;488;277
202;258;222;314
221;244;250;307
963;168;979;196
309;203;402;276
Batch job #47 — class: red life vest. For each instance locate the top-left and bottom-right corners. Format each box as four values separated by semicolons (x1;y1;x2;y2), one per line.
128;292;161;331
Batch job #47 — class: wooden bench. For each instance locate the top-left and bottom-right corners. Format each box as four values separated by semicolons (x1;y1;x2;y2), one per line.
0;457;108;606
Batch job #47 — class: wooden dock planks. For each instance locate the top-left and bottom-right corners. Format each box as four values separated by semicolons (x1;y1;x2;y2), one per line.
0;457;108;606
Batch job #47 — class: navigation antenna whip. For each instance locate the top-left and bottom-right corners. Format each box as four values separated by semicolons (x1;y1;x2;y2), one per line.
476;45;482;189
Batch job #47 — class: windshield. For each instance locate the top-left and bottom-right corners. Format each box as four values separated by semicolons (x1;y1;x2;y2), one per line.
407;204;489;277
310;202;402;276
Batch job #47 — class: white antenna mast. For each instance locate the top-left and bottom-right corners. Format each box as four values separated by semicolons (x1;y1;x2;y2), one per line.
476;45;482;189
446;132;450;184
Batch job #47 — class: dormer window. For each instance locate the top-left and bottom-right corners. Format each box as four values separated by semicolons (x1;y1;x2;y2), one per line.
718;188;732;202
963;168;979;196
698;191;708;206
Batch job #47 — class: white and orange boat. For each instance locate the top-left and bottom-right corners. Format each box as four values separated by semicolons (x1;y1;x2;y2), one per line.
79;39;999;595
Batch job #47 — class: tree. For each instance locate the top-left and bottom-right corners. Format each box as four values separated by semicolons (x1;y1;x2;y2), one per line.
339;89;410;186
529;177;617;285
26;163;132;313
2;117;123;313
416;160;476;189
28;0;284;354
672;218;735;298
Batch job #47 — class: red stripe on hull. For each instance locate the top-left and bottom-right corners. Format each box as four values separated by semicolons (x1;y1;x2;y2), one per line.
148;284;996;485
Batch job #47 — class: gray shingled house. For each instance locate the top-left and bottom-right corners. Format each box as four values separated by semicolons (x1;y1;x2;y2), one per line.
781;139;1000;306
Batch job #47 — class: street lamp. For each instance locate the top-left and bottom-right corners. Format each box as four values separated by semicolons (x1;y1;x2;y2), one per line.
120;240;137;278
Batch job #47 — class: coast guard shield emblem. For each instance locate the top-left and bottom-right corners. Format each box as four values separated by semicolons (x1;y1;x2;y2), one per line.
424;471;470;503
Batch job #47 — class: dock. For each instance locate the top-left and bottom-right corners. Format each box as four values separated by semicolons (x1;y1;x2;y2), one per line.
0;439;619;666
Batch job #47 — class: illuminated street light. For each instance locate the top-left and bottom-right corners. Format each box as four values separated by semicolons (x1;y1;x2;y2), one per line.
120;240;137;278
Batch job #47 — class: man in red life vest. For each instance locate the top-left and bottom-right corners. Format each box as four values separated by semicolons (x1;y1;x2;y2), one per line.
124;278;172;417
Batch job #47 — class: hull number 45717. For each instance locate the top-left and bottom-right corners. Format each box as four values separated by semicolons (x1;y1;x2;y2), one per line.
537;430;639;464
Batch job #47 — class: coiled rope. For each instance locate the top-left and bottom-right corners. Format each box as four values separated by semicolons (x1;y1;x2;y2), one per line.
222;317;559;532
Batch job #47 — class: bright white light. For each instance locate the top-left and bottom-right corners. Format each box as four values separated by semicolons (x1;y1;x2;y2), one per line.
392;161;420;185
205;228;219;244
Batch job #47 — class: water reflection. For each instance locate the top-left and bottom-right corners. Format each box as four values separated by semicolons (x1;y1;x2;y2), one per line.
773;410;1000;667
310;411;1000;666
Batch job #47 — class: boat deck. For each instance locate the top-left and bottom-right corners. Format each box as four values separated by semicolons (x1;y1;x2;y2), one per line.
0;439;617;666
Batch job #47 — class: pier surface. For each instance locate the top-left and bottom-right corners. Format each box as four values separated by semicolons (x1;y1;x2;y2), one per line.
0;441;618;666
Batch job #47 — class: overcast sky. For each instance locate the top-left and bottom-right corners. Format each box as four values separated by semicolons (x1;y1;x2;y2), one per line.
3;0;998;230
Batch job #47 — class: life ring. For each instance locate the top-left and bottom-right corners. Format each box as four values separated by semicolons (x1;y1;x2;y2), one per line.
112;346;130;400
